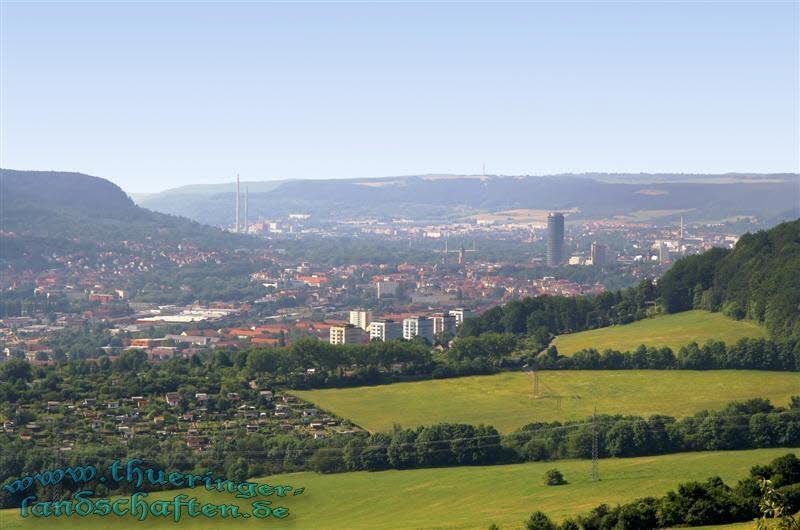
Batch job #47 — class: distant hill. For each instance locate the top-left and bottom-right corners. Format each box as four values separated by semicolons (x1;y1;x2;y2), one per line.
0;169;251;269
136;173;800;226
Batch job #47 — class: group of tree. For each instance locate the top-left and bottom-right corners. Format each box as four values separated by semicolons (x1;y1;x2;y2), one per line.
0;428;350;509
274;397;800;476
506;398;800;462
311;423;504;474
523;453;800;529
532;337;800;372
0;287;78;318
460;279;658;340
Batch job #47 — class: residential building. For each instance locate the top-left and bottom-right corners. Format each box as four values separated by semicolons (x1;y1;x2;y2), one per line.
330;324;365;345
369;319;403;341
349;310;373;331
376;281;400;298
403;316;434;342
449;308;472;327
591;241;607;267
431;313;457;337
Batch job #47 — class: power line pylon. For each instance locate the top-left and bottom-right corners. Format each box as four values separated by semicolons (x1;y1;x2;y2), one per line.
591;405;600;482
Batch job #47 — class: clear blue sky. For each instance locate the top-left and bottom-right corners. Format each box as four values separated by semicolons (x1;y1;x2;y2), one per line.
1;1;798;193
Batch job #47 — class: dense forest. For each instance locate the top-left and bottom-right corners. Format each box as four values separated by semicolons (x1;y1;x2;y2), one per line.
0;169;257;271
659;219;800;338
459;279;657;338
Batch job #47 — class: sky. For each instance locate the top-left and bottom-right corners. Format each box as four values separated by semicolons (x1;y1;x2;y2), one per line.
1;2;798;193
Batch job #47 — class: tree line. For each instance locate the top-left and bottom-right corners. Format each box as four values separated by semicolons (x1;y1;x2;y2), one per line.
532;337;800;372
507;398;800;462
459;279;657;340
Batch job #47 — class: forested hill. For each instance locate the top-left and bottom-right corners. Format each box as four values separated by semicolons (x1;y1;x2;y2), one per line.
1;169;138;219
659;218;800;338
138;173;800;226
460;219;800;342
0;169;254;270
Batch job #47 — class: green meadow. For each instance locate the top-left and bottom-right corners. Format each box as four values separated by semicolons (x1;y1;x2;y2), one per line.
294;370;799;433
554;310;766;356
1;448;796;529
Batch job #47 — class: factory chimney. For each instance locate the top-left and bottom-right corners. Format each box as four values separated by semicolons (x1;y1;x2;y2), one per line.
235;174;240;233
244;186;249;234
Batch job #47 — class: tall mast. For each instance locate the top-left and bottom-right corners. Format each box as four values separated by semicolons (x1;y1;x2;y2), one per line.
244;185;249;233
235;173;240;233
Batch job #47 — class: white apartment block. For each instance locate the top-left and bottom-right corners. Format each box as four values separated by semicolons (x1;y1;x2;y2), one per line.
330;324;365;345
369;319;403;342
349;310;373;331
402;316;434;343
432;313;457;337
448;308;472;328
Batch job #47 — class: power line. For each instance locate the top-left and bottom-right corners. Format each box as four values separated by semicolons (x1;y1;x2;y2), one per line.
12;408;800;458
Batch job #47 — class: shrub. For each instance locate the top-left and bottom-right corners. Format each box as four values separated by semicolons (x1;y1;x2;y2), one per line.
526;510;557;530
544;468;567;486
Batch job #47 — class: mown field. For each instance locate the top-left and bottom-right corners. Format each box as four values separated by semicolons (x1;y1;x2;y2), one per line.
1;448;795;529
294;370;799;433
691;520;799;530
554;310;766;356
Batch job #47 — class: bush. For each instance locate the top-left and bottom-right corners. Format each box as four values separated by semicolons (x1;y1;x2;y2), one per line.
544;468;567;486
526;510;557;530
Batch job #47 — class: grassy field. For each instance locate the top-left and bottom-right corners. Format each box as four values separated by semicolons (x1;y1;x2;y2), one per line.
294;370;799;433
554;310;766;356
1;448;795;529
692;518;800;529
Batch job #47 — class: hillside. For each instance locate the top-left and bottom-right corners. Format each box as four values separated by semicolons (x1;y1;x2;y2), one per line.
0;169;252;270
659;218;800;339
0;448;794;529
293;370;799;433
460;220;800;348
553;310;766;356
137;173;800;226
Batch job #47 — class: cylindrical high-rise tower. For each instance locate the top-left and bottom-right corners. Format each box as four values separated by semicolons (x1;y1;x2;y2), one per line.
546;212;565;267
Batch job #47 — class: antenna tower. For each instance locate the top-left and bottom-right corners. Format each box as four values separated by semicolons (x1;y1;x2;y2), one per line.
244;185;249;233
235;173;241;233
